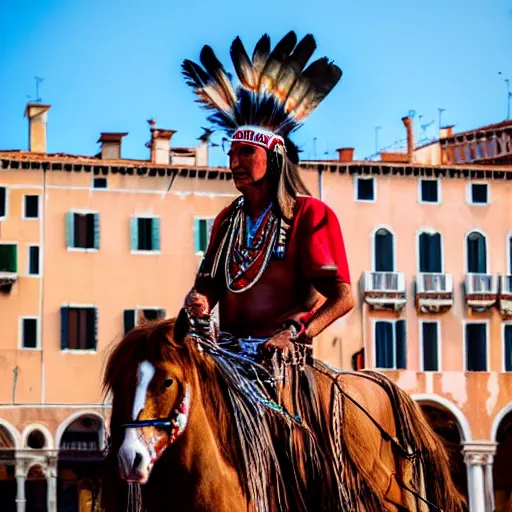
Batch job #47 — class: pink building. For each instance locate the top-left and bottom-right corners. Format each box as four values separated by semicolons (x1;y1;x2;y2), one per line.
0;104;511;511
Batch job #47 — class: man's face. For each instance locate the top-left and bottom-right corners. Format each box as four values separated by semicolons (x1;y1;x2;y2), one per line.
228;142;268;191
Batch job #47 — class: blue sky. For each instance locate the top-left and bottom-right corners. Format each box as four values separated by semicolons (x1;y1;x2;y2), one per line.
1;0;511;166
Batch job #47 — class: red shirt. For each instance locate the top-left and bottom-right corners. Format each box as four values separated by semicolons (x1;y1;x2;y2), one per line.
197;196;350;337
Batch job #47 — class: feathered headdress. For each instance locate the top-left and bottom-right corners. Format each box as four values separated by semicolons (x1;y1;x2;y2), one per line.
181;31;342;160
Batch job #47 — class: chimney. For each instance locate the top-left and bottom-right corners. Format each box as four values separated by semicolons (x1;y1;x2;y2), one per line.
336;147;355;162
439;125;454;139
149;125;176;165
97;132;128;159
24;103;51;153
401;116;415;163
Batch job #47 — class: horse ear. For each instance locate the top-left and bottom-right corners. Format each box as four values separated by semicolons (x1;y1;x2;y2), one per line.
173;308;190;344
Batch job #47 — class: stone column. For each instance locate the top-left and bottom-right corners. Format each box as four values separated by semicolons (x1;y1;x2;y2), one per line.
484;454;495;512
463;442;497;512
15;465;26;512
47;462;57;512
465;451;486;511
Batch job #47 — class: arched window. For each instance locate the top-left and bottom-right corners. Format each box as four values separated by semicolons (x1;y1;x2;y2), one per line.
466;231;487;273
374;228;394;272
419;232;442;273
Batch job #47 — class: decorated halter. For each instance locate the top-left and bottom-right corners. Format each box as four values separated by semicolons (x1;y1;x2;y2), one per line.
120;384;192;456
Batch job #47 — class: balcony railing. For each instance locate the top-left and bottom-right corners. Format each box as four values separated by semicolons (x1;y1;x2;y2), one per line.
363;271;406;311
416;273;454;313
416;273;453;294
499;275;512;318
464;273;499;310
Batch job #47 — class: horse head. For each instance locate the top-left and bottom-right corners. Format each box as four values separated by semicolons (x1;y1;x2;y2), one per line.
104;309;194;484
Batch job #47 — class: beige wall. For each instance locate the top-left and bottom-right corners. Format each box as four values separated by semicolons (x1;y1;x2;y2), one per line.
1;162;512;443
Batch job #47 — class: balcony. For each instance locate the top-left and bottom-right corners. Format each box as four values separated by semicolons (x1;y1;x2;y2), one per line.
499;275;512;319
415;273;454;314
363;271;406;311
464;273;499;311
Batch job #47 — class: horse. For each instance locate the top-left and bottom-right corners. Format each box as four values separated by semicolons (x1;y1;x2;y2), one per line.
100;311;466;512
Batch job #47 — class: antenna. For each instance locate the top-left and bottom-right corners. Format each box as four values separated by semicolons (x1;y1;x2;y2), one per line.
498;72;511;119
438;108;446;131
34;77;44;102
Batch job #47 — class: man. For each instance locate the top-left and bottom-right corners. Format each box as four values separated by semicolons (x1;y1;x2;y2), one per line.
182;31;354;360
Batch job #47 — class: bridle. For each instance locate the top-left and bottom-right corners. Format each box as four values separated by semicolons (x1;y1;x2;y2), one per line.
120;384;192;446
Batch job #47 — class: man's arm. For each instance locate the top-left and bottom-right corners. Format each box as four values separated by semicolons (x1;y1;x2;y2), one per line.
304;280;354;339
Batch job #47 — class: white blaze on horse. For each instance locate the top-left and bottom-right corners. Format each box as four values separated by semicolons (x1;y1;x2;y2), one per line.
101;312;466;512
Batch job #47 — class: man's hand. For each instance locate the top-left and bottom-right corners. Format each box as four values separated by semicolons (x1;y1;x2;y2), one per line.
184;289;210;318
262;329;295;359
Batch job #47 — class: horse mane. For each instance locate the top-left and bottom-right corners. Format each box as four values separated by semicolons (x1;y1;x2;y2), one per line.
102;317;342;512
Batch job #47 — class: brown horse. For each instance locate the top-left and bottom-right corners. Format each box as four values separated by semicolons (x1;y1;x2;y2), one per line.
100;312;466;512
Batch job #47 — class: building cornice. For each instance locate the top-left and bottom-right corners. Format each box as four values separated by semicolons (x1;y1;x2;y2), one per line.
2;154;512;181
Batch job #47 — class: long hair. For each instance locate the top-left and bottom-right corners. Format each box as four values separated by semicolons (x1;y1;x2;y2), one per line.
268;144;310;220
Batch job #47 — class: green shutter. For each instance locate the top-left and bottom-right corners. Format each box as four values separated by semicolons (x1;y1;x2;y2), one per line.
11;245;17;273
66;212;75;248
93;214;100;250
193;219;200;253
199;220;207;252
61;307;69;350
151;218;161;251
130;217;138;251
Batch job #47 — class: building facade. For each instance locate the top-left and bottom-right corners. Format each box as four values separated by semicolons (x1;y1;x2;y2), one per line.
0;104;511;511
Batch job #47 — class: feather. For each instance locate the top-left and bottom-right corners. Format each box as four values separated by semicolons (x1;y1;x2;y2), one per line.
230;37;257;90
283;58;329;114
289;34;317;72
182;59;236;125
252;34;271;75
273;34;316;103
258;31;297;95
200;45;237;108
181;59;209;89
293;62;342;121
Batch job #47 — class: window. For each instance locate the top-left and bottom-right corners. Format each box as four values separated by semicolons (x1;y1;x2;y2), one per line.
28;246;39;276
0;244;17;273
21;318;38;349
375;320;406;369
465;323;487;372
508;233;512;275
23;195;39;219
131;217;160;252
418;232;442;273
66;212;100;250
194;218;215;254
123;308;166;334
419;179;440;203
355;177;375;202
469;183;489;205
504;325;512;372
466;231;487;273
0;187;6;218
93;178;107;189
373;228;394;272
61;307;97;351
421;322;439;371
